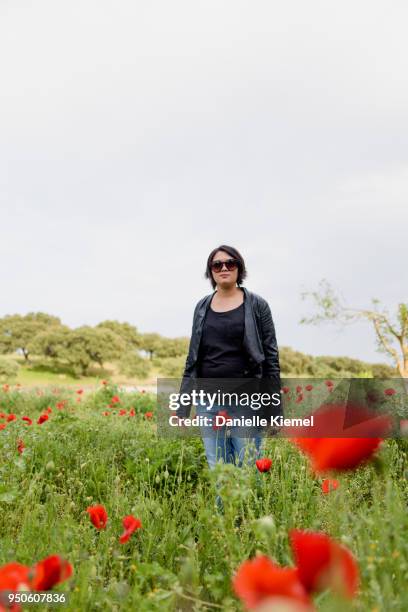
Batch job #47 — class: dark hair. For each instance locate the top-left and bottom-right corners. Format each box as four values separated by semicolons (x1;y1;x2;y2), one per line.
205;245;247;289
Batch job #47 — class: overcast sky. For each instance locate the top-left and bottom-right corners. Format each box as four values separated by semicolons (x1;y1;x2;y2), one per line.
1;1;407;367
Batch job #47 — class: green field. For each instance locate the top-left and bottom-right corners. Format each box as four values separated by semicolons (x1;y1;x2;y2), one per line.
1;385;407;611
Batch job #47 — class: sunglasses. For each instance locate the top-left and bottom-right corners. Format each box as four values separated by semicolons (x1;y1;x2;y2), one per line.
210;258;239;273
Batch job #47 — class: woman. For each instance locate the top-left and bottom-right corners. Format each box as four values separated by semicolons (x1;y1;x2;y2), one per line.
177;245;282;476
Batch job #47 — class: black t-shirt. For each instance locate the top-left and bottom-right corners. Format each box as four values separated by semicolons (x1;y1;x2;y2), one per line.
197;299;249;378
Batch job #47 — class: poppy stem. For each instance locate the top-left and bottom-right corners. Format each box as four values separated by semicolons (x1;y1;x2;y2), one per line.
173;589;224;609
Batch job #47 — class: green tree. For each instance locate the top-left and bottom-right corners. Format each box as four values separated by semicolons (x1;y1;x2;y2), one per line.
0;313;61;362
300;279;408;379
138;333;163;360
97;320;140;350
30;326;125;376
155;337;189;359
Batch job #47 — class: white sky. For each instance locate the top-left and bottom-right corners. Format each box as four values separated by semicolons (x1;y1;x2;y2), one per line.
1;1;407;366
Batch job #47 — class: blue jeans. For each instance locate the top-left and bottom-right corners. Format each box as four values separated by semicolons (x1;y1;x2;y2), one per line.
196;402;263;511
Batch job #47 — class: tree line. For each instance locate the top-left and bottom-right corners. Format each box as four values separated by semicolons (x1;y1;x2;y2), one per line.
0;312;397;382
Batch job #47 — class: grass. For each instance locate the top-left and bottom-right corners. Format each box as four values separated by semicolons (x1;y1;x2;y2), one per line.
3;355;159;388
0;385;407;611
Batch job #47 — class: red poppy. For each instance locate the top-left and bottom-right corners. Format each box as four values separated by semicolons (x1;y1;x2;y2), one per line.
288;403;392;473
119;515;142;544
46;406;52;414
111;395;120;404
56;401;65;410
0;561;31;592
86;505;108;529
102;380;108;385
296;386;303;394
232;555;311;610
119;409;127;416
282;386;290;394
290;529;359;598
76;389;83;395
325;380;334;388
129;409;136;417
256;458;273;472
2;384;10;392
0;423;6;431
37;414;49;425
7;414;17;422
22;416;33;425
321;479;339;494
305;385;313;391
144;411;153;419
296;394;304;404
384;388;396;397
0;412;5;419
32;555;73;590
102;411;110;416
17;439;25;454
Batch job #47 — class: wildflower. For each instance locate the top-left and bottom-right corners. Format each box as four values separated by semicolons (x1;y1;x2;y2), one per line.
321;479;339;494
384;388;396;397
86;505;108;529
17;439;25;454
290;529;359;598
232;555;311;610
289;403;392;473
37;414;49;425
256;458;273;473
0;555;73;593
32;555;73;590
119;515;142;544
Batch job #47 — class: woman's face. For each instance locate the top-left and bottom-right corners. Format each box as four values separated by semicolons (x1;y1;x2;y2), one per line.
211;250;239;288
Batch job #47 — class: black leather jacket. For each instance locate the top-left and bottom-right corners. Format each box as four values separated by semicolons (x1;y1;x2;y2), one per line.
178;286;281;418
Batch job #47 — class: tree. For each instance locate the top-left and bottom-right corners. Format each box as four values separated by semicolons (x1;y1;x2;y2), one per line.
155;337;189;359
0;313;61;362
97;321;140;350
65;326;126;375
29;326;126;376
300;279;408;379
138;333;164;360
